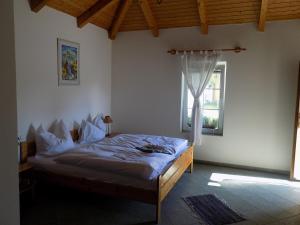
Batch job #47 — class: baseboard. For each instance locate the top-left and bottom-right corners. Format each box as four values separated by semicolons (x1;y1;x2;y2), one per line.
194;159;290;176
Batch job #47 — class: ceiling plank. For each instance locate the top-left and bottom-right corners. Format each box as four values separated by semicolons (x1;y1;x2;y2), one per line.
138;0;159;37
109;0;133;40
197;0;208;34
29;0;48;13
258;0;269;31
77;0;115;28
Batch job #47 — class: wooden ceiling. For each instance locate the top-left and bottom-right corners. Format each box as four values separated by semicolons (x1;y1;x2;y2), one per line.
29;0;300;39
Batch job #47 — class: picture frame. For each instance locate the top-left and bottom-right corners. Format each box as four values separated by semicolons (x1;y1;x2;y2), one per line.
57;38;80;86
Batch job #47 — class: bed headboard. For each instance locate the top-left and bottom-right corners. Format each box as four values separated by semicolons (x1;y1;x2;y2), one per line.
22;129;80;159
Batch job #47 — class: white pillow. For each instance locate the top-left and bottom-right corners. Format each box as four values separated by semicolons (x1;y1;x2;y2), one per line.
35;120;74;154
53;120;73;140
35;125;58;153
79;120;106;144
93;114;106;131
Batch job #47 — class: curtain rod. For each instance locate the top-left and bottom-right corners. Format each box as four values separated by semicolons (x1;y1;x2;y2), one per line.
167;47;246;55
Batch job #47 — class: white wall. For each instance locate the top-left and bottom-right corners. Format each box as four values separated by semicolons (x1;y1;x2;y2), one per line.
112;21;300;171
0;0;20;224
14;1;112;139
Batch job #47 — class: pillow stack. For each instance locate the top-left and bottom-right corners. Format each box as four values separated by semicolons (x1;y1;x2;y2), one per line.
79;114;106;144
35;120;75;154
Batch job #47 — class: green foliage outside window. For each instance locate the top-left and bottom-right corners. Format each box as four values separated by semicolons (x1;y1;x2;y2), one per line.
203;116;219;129
187;116;219;129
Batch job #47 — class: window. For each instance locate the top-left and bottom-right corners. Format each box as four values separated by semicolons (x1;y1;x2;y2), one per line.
181;62;226;136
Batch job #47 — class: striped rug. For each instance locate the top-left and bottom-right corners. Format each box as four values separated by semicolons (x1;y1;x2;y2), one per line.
183;194;246;225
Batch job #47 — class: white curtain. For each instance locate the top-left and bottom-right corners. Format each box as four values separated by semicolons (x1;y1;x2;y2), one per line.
181;51;221;145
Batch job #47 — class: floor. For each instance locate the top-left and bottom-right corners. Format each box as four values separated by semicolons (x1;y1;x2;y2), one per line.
20;164;300;225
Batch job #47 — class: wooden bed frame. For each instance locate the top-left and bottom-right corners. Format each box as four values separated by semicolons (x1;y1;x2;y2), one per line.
23;130;194;224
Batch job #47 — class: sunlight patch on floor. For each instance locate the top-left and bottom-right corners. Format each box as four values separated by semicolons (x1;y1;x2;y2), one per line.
210;173;300;188
207;182;221;187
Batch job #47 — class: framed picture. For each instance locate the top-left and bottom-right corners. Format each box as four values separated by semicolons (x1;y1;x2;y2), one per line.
57;38;80;85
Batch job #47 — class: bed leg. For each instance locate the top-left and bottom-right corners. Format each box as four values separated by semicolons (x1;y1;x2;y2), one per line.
155;201;161;224
189;161;193;173
189;147;194;173
155;176;161;224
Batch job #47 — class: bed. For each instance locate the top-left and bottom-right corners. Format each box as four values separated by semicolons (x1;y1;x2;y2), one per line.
24;130;194;224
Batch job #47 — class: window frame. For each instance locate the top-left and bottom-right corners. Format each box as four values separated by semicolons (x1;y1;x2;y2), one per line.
181;62;226;136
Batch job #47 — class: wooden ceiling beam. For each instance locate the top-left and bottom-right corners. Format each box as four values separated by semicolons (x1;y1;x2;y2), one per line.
197;0;208;34
109;0;133;40
29;0;48;13
77;0;115;28
258;0;269;31
138;0;159;37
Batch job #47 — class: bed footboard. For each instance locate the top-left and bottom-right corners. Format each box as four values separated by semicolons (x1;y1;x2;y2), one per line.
155;145;194;223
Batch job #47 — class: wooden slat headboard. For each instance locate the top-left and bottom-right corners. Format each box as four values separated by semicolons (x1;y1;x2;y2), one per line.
22;129;80;158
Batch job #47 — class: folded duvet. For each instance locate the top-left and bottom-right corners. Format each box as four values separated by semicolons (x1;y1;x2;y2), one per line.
54;143;175;180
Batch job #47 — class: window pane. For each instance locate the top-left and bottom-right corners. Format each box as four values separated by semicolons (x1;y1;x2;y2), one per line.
182;62;225;134
187;89;193;109
187;108;192;120
207;72;221;89
203;89;220;109
187;112;192;128
187;89;193;128
203;110;220;129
